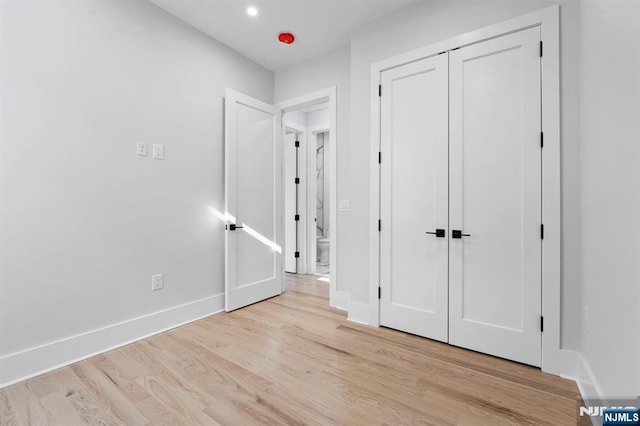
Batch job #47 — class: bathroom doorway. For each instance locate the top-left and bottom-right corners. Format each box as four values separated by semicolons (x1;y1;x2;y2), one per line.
314;130;330;276
278;87;338;306
282;103;330;277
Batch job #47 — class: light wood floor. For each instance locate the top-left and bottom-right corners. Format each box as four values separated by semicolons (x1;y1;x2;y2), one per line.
1;274;588;425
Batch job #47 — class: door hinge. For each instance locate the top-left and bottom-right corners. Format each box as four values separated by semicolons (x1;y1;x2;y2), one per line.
540;132;544;148
294;140;300;148
378;151;381;164
378;286;381;299
540;316;544;332
294;251;300;258
294;177;300;184
541;224;544;240
540;41;543;57
294;214;300;221
378;84;382;97
378;220;381;232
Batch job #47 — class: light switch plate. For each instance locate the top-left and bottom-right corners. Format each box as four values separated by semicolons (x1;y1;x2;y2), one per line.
339;199;350;211
137;142;148;157
152;144;164;160
152;274;163;291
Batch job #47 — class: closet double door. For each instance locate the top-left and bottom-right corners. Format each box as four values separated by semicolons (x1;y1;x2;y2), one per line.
379;27;542;366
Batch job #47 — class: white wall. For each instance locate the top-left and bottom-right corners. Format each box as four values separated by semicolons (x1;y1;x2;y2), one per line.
346;0;583;351
275;45;350;292
0;0;273;385
578;0;640;398
284;110;307;130
306;107;329;129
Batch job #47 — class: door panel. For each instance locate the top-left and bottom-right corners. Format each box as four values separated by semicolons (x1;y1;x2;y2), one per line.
449;27;542;366
284;133;297;273
225;89;282;311
380;54;449;342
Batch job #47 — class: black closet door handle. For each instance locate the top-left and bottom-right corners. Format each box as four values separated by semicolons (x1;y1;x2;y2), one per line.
226;224;244;231
452;230;471;239
425;229;446;238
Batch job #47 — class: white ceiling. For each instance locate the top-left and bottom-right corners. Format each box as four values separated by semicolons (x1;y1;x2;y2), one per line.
148;0;421;71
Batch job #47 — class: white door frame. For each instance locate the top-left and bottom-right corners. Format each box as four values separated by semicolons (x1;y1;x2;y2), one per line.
369;6;562;374
277;87;338;306
306;124;331;276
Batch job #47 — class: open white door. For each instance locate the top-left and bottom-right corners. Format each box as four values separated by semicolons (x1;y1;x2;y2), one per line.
284;133;298;273
225;89;283;311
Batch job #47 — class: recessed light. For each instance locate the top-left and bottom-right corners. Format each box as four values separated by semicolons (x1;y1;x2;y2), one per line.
247;6;258;17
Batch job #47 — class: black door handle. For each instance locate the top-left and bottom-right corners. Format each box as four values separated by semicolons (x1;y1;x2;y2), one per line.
226;224;244;231
451;230;471;239
425;229;446;238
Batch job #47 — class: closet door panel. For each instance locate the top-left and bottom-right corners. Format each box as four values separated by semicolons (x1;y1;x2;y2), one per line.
449;27;542;366
380;54;449;342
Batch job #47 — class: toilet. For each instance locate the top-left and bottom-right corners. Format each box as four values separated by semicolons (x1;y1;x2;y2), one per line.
317;237;330;265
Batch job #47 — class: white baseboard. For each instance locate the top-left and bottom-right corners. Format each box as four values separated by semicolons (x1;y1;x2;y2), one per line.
577;353;605;402
0;293;224;388
330;290;350;312
347;300;370;325
331;289;371;324
576;354;607;426
558;348;580;380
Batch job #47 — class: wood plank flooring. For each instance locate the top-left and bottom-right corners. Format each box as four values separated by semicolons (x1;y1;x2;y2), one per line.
1;274;589;425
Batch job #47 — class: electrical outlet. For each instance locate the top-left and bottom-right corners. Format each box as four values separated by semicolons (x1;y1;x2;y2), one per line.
151;274;164;291
152;144;164;160
339;199;350;212
137;142;148;157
